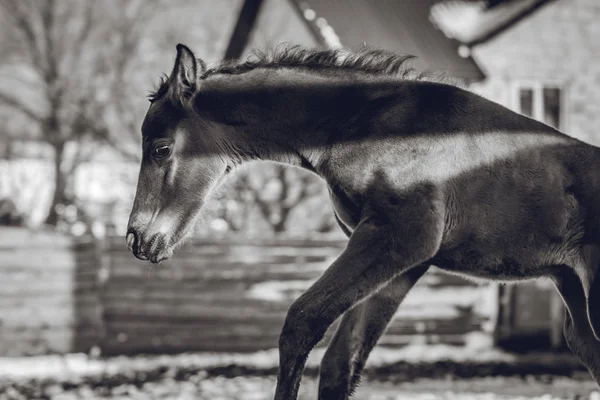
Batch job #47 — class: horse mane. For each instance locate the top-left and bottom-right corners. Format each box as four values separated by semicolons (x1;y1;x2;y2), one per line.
148;73;170;102
203;46;421;79
148;46;455;103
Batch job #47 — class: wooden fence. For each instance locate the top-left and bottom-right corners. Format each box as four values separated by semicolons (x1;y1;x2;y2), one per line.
0;228;103;356
2;227;547;356
99;234;496;355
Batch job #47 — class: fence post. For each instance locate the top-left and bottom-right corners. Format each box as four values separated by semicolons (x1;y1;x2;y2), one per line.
95;222;116;355
549;289;565;349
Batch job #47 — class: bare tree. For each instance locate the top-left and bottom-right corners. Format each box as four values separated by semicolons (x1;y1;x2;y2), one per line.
215;164;337;233
0;0;158;225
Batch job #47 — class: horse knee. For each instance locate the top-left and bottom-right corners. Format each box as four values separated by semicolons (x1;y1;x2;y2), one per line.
279;302;328;355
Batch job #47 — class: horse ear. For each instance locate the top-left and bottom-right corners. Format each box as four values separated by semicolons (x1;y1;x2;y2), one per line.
170;44;205;99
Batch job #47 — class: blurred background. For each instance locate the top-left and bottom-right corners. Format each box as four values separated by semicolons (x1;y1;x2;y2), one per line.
0;0;599;399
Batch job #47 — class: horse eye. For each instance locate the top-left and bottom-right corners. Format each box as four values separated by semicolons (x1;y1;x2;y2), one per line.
154;145;171;158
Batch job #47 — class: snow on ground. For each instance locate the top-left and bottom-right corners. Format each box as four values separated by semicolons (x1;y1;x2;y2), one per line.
0;336;510;381
1;337;597;399
2;375;599;400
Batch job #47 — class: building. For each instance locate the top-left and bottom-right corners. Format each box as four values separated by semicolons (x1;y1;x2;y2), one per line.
240;0;599;146
230;0;485;83
433;0;600;348
433;0;600;145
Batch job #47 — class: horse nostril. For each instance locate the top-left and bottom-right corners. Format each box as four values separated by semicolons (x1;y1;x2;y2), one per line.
126;229;137;252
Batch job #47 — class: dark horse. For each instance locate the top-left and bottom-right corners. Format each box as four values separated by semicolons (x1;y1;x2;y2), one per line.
127;44;600;399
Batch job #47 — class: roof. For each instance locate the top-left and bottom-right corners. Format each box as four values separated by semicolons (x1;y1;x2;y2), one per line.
289;0;485;82
431;0;555;46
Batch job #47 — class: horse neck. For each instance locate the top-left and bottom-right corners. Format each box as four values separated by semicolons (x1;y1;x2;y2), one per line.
197;70;392;172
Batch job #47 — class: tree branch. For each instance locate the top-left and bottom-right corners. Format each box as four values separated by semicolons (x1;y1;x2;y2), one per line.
39;0;57;75
237;173;274;228
0;0;46;73
68;1;95;71
0;91;44;123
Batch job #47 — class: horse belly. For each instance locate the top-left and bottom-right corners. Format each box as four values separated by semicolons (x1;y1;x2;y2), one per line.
432;247;561;282
434;156;582;281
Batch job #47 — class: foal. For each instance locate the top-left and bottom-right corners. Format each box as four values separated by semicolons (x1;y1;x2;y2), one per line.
127;44;600;399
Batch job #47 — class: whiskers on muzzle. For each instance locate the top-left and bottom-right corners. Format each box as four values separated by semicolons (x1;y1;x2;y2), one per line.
125;227;174;263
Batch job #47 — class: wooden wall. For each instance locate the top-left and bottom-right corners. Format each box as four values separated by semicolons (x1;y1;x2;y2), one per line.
0;228;102;356
100;234;496;355
4;227;570;356
0;228;501;356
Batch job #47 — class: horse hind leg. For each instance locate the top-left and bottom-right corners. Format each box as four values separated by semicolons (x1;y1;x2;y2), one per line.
581;244;600;341
318;265;429;400
553;266;600;383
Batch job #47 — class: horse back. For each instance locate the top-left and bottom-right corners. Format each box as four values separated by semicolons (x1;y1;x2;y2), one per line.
321;81;600;281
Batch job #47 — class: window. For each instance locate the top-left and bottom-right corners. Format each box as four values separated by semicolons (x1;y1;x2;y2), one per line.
511;82;565;130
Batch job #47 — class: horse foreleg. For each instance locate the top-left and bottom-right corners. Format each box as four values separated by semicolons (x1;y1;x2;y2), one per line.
317;264;428;400
273;208;442;400
553;267;600;383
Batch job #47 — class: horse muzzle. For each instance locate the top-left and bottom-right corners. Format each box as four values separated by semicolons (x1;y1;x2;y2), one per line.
126;227;172;263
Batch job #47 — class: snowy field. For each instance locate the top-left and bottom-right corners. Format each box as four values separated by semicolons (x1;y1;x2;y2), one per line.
0;344;599;400
2;373;600;400
3;375;598;400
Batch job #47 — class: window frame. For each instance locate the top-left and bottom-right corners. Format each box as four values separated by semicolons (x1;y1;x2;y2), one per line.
509;80;568;131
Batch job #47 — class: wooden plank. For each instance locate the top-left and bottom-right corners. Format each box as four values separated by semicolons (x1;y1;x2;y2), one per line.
102;279;482;306
103;324;281;339
0;280;98;296
101;336;280;355
107;235;347;249
102;333;282;349
105;267;324;284
0;227;73;248
103;304;288;321
0;296;71;308
102;276;247;290
103;268;313;284
0;327;73;356
101;287;252;303
109;250;328;267
103;308;289;323
109;257;329;271
105;320;283;336
0;267;102;283
101;320;484;355
0;243;99;267
98;315;481;337
101;296;285;313
100;294;262;308
0;313;76;329
0;270;73;284
0;249;76;269
0;271;98;285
